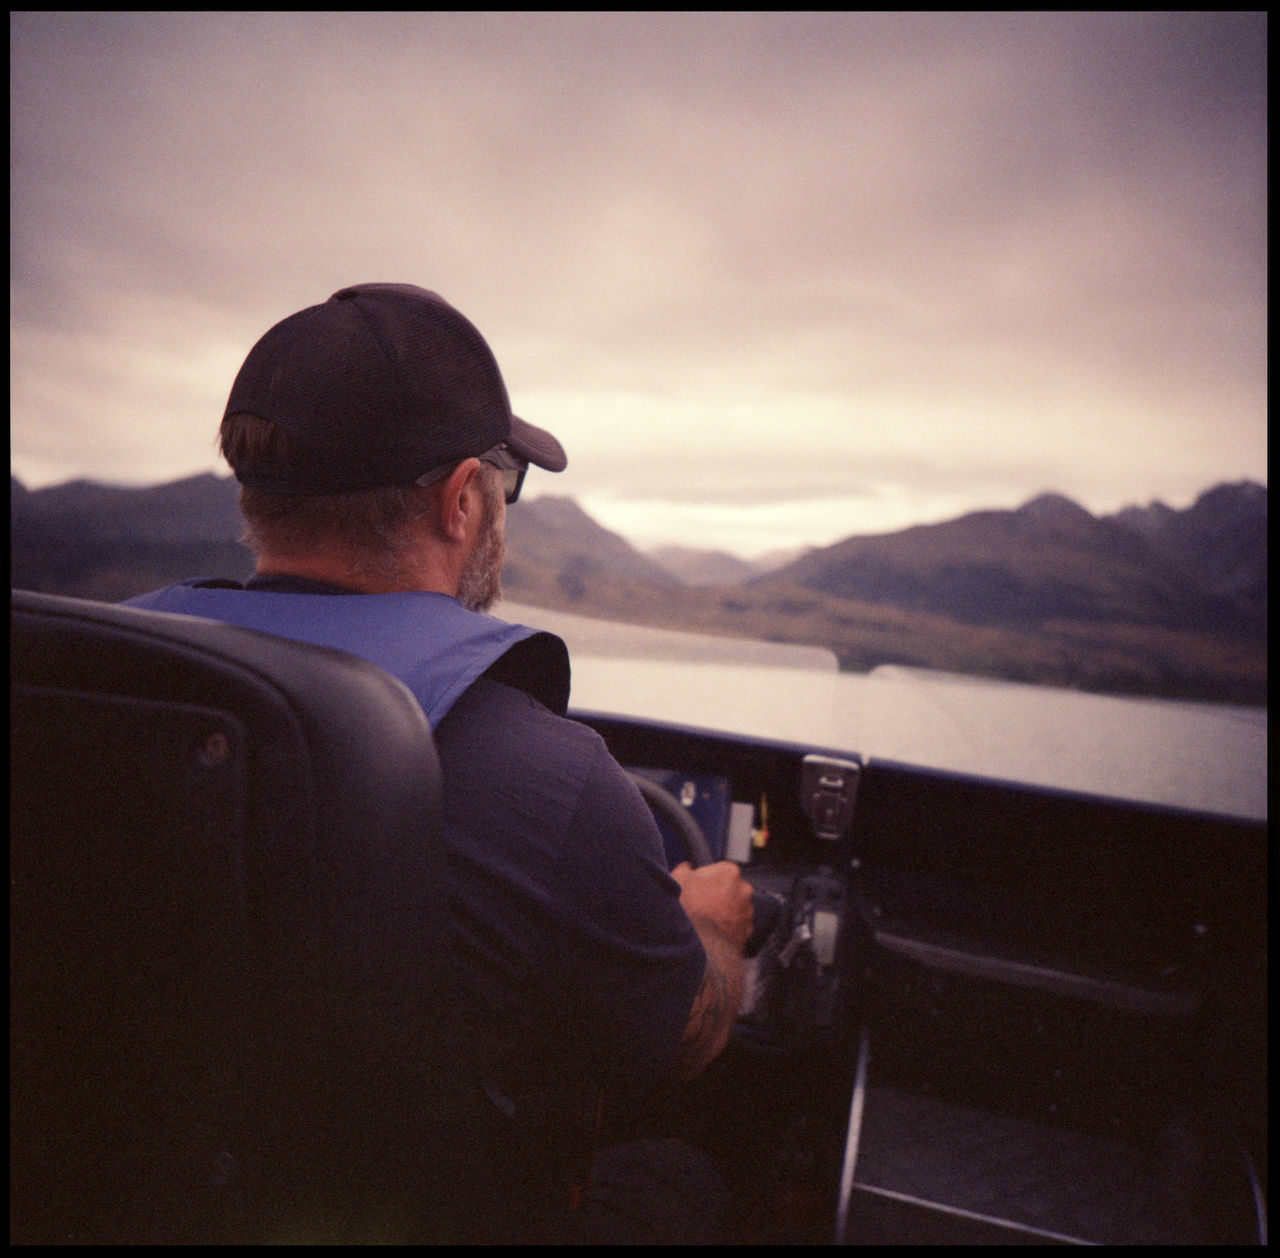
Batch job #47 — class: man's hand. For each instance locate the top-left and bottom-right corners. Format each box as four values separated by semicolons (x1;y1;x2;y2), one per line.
670;860;754;952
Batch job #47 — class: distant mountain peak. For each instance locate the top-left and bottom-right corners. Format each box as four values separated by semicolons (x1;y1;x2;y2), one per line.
1017;492;1094;527
1109;499;1176;539
521;493;591;519
648;543;810;586
1189;479;1267;518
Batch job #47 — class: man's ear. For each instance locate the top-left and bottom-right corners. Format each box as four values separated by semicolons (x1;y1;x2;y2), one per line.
435;458;483;543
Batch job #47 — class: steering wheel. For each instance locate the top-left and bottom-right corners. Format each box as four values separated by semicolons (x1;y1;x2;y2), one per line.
629;772;716;867
629;771;782;956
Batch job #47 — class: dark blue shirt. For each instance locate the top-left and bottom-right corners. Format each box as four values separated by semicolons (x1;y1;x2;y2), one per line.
437;675;705;1096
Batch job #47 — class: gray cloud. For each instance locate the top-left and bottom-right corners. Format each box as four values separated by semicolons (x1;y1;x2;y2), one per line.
10;11;1267;550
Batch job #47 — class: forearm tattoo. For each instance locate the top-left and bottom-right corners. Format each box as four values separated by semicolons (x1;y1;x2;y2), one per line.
690;956;732;1044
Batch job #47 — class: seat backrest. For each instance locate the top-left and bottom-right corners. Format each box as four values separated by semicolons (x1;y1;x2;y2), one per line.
11;590;469;1244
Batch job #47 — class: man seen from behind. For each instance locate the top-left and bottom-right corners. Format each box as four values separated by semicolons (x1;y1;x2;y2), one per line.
125;283;753;1243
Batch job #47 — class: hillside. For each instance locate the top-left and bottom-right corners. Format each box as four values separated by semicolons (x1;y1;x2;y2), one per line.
9;474;1267;704
736;485;1266;700
504;496;680;601
10;473;253;601
1110;481;1266;608
763;489;1264;637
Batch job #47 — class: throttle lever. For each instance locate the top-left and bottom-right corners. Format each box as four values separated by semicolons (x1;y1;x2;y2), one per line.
776;916;813;967
745;886;786;958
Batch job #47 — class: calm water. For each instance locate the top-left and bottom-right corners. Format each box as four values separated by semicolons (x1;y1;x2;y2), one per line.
503;602;1268;822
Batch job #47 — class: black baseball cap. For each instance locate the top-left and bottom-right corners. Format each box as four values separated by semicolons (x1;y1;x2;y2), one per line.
224;282;567;493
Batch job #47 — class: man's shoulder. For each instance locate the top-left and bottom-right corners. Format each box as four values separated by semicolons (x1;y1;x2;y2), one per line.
434;676;627;825
438;675;599;757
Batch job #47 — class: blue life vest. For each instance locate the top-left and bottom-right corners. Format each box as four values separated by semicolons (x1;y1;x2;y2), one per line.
124;580;570;728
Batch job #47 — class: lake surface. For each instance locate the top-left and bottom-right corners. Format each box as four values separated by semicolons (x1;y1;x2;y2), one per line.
503;602;1267;822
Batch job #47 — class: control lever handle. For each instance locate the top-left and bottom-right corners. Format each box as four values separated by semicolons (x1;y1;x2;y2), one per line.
745;886;786;958
776;915;813;967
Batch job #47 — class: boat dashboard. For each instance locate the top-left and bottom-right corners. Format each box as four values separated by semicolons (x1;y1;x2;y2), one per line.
574;707;1268;1246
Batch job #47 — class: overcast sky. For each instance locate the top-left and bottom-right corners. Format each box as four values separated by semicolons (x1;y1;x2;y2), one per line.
10;11;1267;557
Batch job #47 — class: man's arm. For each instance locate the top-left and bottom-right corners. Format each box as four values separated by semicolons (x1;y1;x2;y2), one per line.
669;861;753;1080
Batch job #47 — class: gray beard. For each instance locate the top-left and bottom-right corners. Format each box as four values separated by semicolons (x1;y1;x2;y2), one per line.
456;476;506;613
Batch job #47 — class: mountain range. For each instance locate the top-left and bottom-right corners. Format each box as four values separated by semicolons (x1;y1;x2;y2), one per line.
10;474;1266;704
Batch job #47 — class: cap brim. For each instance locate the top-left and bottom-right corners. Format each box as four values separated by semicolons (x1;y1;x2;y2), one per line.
508;414;567;472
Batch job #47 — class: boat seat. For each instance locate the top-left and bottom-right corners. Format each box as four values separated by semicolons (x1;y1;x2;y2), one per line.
11;589;475;1244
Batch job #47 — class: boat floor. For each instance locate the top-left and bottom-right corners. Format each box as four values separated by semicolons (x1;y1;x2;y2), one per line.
845;1083;1252;1245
